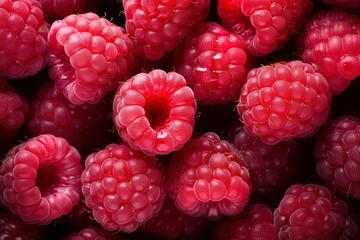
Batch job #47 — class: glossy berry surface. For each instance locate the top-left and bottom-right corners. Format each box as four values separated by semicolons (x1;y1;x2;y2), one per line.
46;12;135;105
0;134;83;225
166;132;251;220
175;21;250;105
123;0;211;60
237;60;332;145
274;183;358;239
0;0;49;79
217;0;313;56
315;115;360;199
81;143;166;233
113;69;197;156
299;10;360;95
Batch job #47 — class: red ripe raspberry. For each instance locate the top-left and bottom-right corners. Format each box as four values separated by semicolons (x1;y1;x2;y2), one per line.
214;203;277;240
0;0;49;79
65;225;125;240
0;134;83;225
237;60;332;145
166;132;251;220
0;78;29;146
122;0;211;60
175;21;250;105
298;10;360;95
112;69;197;156
232;125;302;201
26;81;115;156
274;183;358;239
315;115;360;199
0;208;44;239
46;12;136;105
141;198;204;239
217;0;312;56
81;143;166;233
38;0;93;21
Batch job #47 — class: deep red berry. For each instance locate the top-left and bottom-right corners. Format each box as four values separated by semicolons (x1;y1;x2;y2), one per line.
26;81;116;156
274;183;358;239
0;78;29;146
113;69;197;156
0;0;49;79
81;143;166;233
299;10;360;95
175;21;250;105
166;132;251;220
232;125;302;201
217;0;313;56
123;0;211;60
237;60;332;145
321;0;360;11
315;115;360;199
46;12;136;105
214;203;277;240
0;134;83;225
38;0;93;21
141;197;204;239
0;207;44;240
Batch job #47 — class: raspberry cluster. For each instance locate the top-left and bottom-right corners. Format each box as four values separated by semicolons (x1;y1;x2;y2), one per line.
1;0;360;239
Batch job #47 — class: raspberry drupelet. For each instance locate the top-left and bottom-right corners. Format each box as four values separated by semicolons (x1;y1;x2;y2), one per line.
166;132;251;220
237;60;332;145
315;115;360;199
214;203;277;240
232;124;303;202
0;78;29;147
175;21;250;105
46;12;136;105
26;81;115;156
217;0;313;56
81;143;166;233
122;0;211;60
0;134;83;225
0;0;49;79
112;69;197;156
65;225;126;240
298;10;360;95
274;183;359;239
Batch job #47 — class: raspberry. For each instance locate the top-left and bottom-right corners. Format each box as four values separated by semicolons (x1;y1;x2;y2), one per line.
112;69;197;156
46;12;136;105
141;197;204;239
122;0;211;60
38;0;92;21
0;78;29;146
65;225;125;240
0;0;49;79
237;60;332;145
217;0;313;56
174;21;250;105
274;183;358;239
26;81;116;156
315;115;360;199
232;125;302;202
0;207;44;239
81;143;166;233
0;134;83;225
298;10;360;95
214;203;277;240
166;132;251;220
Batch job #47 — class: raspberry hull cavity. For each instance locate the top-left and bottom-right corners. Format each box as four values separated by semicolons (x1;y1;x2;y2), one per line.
113;69;197;156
